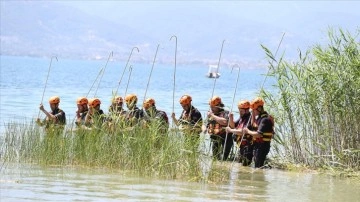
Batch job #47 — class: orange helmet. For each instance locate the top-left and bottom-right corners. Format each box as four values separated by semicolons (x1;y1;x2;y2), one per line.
88;98;101;107
113;96;123;104
209;96;221;107
76;97;88;105
250;97;265;109
238;100;250;109
179;94;192;105
125;94;137;104
143;98;155;110
49;96;60;104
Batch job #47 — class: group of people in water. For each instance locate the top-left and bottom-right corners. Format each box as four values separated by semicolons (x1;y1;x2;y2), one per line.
36;94;274;168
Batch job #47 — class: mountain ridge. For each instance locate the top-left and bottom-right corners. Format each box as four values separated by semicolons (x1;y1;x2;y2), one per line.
1;1;359;67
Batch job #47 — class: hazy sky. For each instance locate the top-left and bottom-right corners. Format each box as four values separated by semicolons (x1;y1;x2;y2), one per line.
1;1;358;63
57;1;359;55
58;1;359;24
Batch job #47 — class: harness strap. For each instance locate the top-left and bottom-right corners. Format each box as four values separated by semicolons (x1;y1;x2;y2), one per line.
262;132;273;142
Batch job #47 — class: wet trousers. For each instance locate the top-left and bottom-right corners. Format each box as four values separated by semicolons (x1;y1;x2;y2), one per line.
238;143;254;166
210;133;234;161
253;141;270;168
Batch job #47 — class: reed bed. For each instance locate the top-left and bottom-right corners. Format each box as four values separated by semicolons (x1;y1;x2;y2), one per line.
1;119;230;182
262;28;360;171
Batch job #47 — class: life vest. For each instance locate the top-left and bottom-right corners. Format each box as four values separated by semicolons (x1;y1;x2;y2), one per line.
207;111;228;135
44;108;66;128
126;107;143;119
81;110;88;120
179;107;202;125
75;110;88;126
86;109;105;127
180;110;191;124
269;115;275;132
254;112;274;143
235;113;252;145
109;105;126;117
156;110;169;124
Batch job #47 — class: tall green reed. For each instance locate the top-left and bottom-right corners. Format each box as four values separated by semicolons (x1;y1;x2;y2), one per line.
1;117;230;182
262;28;360;170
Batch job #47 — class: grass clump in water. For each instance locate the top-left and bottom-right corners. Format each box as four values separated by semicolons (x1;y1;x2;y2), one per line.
1;119;227;182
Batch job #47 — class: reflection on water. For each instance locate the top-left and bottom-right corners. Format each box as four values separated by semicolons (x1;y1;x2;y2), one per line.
1;163;359;202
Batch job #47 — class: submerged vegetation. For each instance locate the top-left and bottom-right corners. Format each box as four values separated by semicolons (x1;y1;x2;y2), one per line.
1;28;359;180
263;28;360;173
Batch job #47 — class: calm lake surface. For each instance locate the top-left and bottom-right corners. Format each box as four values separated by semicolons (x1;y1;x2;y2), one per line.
1;163;359;202
1;55;359;201
0;55;267;133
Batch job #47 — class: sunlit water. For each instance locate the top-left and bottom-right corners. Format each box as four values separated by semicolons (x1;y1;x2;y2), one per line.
1;56;359;202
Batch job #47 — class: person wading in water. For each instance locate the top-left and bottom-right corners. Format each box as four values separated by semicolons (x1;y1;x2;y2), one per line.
243;97;274;168
203;96;233;161
36;95;66;134
226;100;254;166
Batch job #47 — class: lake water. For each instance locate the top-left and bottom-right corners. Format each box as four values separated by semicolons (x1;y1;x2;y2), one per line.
1;163;359;201
1;55;359;201
0;55;267;133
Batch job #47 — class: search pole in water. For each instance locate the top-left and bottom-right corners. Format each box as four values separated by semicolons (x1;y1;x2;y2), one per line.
142;44;160;119
222;64;241;161
38;56;58;119
204;40;225;155
94;51;113;97
247;32;286;127
143;44;160;102
124;65;133;97
206;40;226;122
206;40;226;124
210;39;226;100
114;47;139;97
170;35;177;115
86;67;104;97
260;32;285;93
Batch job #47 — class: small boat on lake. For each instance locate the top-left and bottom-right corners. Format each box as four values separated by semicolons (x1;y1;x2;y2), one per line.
206;65;220;78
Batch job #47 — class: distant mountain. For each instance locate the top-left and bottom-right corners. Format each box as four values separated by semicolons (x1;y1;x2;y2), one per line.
1;1;359;67
0;1;154;61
